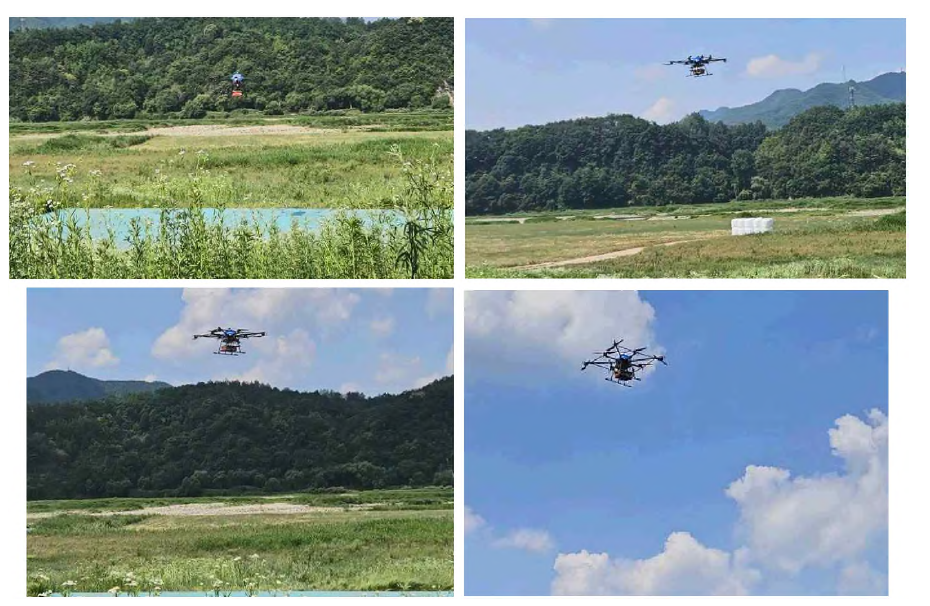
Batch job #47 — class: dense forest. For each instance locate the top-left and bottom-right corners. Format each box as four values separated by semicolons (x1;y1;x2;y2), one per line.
27;376;453;500
465;103;906;214
10;17;453;121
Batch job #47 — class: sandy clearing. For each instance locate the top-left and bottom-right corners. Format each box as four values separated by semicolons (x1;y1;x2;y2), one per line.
514;239;698;270
142;124;330;137
846;208;902;217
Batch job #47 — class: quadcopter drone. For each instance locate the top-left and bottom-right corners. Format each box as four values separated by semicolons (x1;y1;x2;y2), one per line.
666;54;727;77
193;327;265;356
581;339;667;387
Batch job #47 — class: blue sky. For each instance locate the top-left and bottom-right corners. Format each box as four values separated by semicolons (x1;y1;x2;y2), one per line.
465;18;906;129
465;291;888;596
28;288;452;395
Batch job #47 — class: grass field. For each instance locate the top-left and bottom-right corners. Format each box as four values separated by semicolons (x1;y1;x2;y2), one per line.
10;112;452;209
465;197;906;279
10;116;453;279
27;488;453;596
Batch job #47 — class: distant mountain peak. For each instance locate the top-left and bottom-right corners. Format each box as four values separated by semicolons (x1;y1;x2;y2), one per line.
27;369;172;405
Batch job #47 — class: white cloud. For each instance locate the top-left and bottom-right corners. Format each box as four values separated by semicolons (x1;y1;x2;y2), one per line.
553;534;759;596
549;410;888;595
466;291;658;377
45;327;119;371
375;352;422;385
493;528;555;553
409;346;454;389
223;329;316;386
635;64;668;83
528;19;556;31
466;505;554;556
465;506;487;535
370;316;395;337
153;289;359;360
426;289;453;318
642;97;676;124
144;374;158;383
745;53;823;78
726;410;888;575
340;382;363;394
837;561;887;595
151;289;359;388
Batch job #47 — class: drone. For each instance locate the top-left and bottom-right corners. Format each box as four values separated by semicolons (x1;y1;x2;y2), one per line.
666;54;727;77
581;339;667;387
193;327;265;356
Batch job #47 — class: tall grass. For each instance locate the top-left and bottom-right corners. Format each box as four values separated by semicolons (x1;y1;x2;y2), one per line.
11;132;451;208
27;509;452;594
9;145;452;279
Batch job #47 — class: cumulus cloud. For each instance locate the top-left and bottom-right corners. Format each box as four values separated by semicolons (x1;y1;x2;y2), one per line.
224;329;316;386
151;289;359;387
549;410;888;595
466;505;554;557
466;291;658;377
426;289;453;318
370;316;395;337
152;289;359;359
465;506;487;535
528;19;556;31
837;561;887;596
635;64;668;83
553;534;759;596
642;97;676;124
493;528;555;553
745;53;823;78
45;327;119;371
726;410;888;575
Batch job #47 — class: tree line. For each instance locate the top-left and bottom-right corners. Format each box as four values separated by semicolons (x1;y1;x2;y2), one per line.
27;377;453;500
10;17;453;121
465;103;905;214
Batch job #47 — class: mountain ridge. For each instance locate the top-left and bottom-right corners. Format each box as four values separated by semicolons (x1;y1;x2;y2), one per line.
27;369;172;405
699;71;905;127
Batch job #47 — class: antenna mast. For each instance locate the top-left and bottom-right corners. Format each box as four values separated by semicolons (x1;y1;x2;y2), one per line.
843;65;856;109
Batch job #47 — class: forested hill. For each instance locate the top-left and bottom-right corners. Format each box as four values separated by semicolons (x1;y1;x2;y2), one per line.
28;370;172;405
10;17;453;121
27;376;453;500
699;71;906;127
465;103;905;215
10;18;131;32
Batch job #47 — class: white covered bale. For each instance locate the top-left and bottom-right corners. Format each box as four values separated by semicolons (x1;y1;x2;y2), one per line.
731;217;774;236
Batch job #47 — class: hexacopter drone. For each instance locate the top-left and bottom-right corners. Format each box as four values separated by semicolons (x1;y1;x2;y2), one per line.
665;54;727;77
193;327;265;356
581;339;667;387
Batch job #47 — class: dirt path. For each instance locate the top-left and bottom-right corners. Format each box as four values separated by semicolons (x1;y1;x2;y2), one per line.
471;217;528;224
12;124;332;140
514;239;697;270
28;501;372;519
